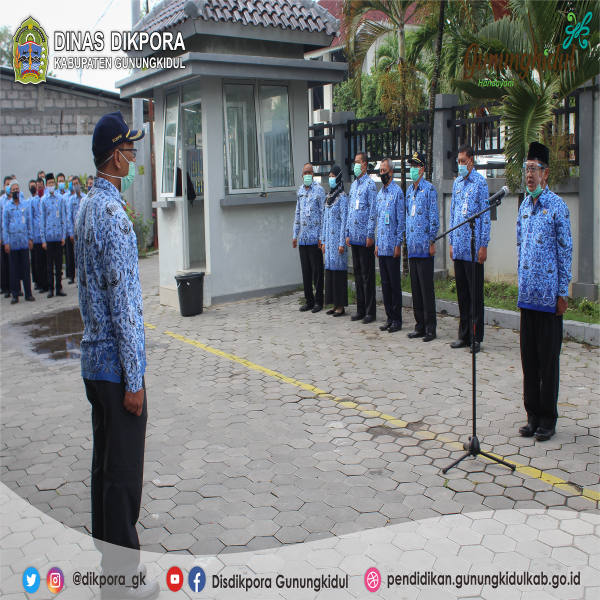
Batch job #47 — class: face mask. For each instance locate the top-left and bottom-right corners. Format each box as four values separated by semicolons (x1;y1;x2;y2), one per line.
410;167;421;182
303;174;313;186
47;185;55;193
30;186;37;196
458;164;469;177
58;182;65;191
380;172;390;185
12;191;19;200
354;163;363;178
329;177;338;189
97;150;136;192
68;181;73;191
74;184;81;194
5;185;10;195
37;189;44;197
530;184;543;198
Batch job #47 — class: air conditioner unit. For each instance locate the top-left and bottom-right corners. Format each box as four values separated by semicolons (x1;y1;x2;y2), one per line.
314;109;331;123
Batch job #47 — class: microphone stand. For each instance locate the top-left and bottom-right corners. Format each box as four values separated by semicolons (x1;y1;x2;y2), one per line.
436;195;515;475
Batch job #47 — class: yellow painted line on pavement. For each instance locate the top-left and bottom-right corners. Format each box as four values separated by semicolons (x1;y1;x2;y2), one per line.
155;328;597;506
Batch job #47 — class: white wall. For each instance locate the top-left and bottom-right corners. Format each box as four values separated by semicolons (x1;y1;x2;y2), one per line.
594;86;600;285
0;134;134;205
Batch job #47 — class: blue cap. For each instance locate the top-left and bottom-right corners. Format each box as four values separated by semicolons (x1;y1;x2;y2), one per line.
92;111;145;157
408;151;426;167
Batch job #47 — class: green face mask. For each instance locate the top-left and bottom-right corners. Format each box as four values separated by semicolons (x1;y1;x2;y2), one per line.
303;174;313;186
354;163;363;178
97;150;136;192
410;167;421;182
530;184;542;198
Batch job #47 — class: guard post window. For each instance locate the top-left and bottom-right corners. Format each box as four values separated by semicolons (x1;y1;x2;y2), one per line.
161;91;179;196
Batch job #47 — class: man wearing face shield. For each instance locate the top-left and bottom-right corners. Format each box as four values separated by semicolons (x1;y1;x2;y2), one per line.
76;111;159;600
516;141;572;443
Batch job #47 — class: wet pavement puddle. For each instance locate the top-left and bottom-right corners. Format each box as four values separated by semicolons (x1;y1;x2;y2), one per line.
18;308;84;360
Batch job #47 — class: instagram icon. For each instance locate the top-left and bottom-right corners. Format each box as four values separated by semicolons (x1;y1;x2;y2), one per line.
47;567;64;593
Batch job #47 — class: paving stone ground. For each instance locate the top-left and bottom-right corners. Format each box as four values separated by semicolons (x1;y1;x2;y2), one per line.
1;256;598;598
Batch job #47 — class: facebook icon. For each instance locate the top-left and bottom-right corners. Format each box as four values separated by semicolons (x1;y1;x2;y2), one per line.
188;566;206;593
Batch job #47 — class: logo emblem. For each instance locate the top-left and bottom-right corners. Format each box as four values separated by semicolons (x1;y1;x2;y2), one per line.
413;151;418;159
188;566;206;593
563;11;592;50
12;17;48;85
364;567;381;592
47;567;64;593
167;567;184;592
23;567;41;593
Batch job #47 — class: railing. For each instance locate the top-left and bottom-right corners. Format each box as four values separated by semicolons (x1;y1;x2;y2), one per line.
308;122;335;175
448;91;580;173
345;110;429;176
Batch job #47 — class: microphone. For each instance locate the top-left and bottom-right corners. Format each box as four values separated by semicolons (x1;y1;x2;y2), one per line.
488;185;509;205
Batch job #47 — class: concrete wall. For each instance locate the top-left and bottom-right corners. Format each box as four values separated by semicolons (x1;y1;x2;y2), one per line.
0;134;133;206
594;85;600;286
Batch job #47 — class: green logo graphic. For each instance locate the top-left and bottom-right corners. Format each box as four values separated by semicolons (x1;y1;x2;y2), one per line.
563;11;592;50
12;17;48;85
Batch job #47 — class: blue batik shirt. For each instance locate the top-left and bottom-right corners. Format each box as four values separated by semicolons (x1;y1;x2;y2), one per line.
516;186;572;313
2;198;33;250
30;195;44;243
293;180;326;245
406;178;439;258
449;169;491;261
321;192;349;271
75;177;146;392
67;192;86;237
346;174;377;245
375;181;405;257
40;190;66;243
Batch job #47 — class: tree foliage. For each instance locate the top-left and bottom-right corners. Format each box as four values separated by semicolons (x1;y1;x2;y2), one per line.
0;25;13;67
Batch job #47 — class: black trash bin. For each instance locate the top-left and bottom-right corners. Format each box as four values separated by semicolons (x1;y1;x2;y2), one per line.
175;272;205;317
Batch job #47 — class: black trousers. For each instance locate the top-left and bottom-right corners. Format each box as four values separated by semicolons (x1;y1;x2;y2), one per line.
352;244;376;317
9;248;32;298
30;248;36;285
520;308;563;430
46;241;63;292
84;376;147;578
33;243;47;290
1;244;10;293
66;237;75;280
299;244;324;306
325;269;348;307
379;255;402;326
410;257;436;334
454;259;484;343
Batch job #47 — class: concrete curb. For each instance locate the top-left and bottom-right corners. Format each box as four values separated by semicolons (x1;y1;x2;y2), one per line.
349;282;599;347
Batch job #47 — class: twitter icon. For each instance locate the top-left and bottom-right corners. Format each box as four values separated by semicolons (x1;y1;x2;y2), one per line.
23;567;41;593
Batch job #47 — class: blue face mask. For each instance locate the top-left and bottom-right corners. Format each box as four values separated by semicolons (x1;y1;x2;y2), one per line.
458;165;469;177
410;167;421;182
329;177;337;189
354;163;363;178
68;181;73;191
5;185;10;195
58;182;65;191
303;174;313;187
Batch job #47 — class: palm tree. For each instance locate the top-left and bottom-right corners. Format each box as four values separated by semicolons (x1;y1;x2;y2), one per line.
449;0;600;190
343;0;415;274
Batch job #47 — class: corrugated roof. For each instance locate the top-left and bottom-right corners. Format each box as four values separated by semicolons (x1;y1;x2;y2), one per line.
135;0;338;37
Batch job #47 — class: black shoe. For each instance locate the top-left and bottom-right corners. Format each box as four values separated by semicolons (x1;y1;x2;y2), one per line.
25;296;36;302
299;303;314;312
11;296;18;304
423;332;436;342
47;291;54;298
362;315;376;324
33;283;38;290
56;289;67;297
68;278;75;284
4;292;10;298
469;342;481;353
388;324;402;333
534;427;555;442
311;304;323;314
18;291;23;297
101;579;159;600
326;308;336;315
450;339;470;349
38;287;48;293
380;321;392;331
332;308;345;317
351;313;366;321
408;330;425;339
519;423;538;437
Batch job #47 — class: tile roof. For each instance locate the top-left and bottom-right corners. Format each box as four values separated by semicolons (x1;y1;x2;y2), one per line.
135;0;339;37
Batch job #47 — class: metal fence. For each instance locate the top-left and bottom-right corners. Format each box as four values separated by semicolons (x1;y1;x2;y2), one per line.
448;91;580;174
345;110;429;176
308;122;335;175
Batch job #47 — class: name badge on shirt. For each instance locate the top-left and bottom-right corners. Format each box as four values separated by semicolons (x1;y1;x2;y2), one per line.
411;204;416;217
56;210;60;218
356;199;360;210
22;216;26;224
385;212;390;225
462;202;468;216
